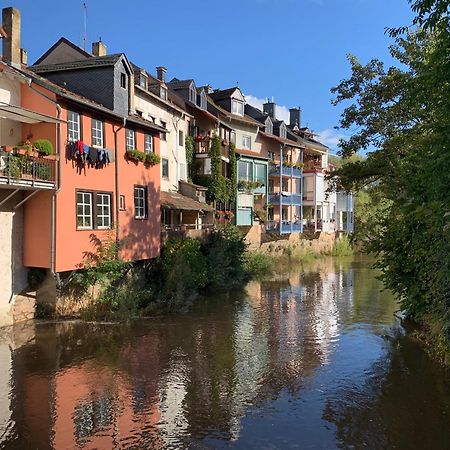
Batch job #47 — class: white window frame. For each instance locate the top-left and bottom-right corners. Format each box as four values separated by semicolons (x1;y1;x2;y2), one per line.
162;158;169;178
144;134;153;153
96;193;112;229
160;86;167;100
126;129;135;150
91;118;103;148
232;99;244;116
242;135;251;150
238;160;252;181
140;74;147;90
68;111;81;142
134;187;147;219
77;192;93;230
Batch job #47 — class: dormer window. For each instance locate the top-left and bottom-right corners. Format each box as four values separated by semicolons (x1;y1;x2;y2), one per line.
189;86;196;103
160;86;167;100
279;123;287;139
231;99;244;116
199;91;207;110
266;120;273;135
139;74;147;90
120;73;127;89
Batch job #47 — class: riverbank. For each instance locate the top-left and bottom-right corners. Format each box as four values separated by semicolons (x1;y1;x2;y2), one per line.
34;227;352;321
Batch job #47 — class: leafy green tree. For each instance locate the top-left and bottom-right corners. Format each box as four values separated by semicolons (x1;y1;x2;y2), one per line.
329;0;450;341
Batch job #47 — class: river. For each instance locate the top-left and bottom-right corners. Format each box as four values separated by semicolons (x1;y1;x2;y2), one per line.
0;256;449;449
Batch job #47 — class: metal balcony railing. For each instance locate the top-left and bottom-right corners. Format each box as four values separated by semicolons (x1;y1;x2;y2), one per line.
0;151;56;187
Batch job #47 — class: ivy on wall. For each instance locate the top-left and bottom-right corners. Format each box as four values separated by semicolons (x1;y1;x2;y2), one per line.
185;135;195;181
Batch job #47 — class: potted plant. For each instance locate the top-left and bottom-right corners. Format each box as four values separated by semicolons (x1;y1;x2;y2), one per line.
34;139;57;159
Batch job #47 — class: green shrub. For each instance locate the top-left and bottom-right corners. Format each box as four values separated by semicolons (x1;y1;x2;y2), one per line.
243;252;274;278
34;139;53;155
126;149;160;167
328;235;353;257
144;152;160;166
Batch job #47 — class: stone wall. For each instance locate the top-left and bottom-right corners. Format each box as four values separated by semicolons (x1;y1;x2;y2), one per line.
243;225;336;256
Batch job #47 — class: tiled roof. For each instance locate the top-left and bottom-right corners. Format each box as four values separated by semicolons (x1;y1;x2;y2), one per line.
31;54;123;73
258;130;303;148
207;98;261;127
244;103;268;124
235;148;269;160
160;191;214;211
167;78;194;90
209;87;239;101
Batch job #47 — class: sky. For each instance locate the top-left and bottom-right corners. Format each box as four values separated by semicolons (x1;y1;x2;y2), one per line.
10;0;414;153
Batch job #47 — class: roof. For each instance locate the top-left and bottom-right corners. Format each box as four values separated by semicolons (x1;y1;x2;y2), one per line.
8;63;166;133
258;130;302;148
33;37;92;65
207;98;262;128
0;103;64;124
179;180;208;191
31;54;124;73
244;103;269;125
167;78;194;90
235;148;269;160
209;87;240;101
160;191;214;211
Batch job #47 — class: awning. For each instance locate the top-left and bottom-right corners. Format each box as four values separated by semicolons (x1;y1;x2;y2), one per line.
161;190;214;212
0;104;64;124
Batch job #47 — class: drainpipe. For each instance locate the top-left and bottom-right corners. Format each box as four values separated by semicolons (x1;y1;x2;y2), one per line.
113;118;126;245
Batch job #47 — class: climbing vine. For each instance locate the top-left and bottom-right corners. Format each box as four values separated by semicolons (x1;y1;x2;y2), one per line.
185;135;195;181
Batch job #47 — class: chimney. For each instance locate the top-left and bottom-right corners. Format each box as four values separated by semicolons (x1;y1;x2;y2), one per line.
289;107;301;127
92;40;107;56
156;66;167;83
2;7;21;65
263;99;276;119
20;48;27;65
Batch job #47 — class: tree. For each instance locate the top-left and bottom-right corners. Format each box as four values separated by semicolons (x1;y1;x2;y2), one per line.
329;0;450;342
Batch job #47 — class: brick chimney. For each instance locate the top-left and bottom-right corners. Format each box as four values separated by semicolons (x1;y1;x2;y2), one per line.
263;98;276;119
2;7;21;65
92;40;107;57
156;66;167;83
289;107;301;127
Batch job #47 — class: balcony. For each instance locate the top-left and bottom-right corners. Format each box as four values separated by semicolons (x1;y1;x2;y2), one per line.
266;220;302;234
0;150;56;189
303;161;323;172
194;138;230;160
269;164;301;178
269;193;302;205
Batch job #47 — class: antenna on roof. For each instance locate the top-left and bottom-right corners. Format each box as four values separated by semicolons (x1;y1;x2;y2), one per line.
82;2;88;51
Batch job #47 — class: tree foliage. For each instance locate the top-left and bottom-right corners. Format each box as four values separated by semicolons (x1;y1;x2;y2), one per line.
329;1;450;341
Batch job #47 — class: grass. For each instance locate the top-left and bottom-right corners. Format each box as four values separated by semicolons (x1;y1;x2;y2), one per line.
327;235;354;257
243;252;274;279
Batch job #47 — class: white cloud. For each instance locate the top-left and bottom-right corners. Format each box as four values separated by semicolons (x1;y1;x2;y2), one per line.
244;94;290;124
316;128;347;151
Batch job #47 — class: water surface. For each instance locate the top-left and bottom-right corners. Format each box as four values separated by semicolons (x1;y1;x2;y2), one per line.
0;257;449;449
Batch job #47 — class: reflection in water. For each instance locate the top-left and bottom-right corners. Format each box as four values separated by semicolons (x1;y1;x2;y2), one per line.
0;256;449;449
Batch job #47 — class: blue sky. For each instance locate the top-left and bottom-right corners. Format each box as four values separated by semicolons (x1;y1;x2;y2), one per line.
11;0;414;152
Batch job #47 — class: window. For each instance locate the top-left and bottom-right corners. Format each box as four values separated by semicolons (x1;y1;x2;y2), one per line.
268;151;275;161
162;158;169;178
279;123;287;139
144;134;153;153
77;192;92;229
68;111;81;142
230;131;236;145
160;121;167;141
282;207;288;221
242;135;251;150
255;163;266;185
160;86;167;100
282;179;289;191
189;87;196;103
199;91;206;109
266;120;273;135
120;72;127;89
126;129;135;150
119;195;125;210
139;74;147;90
96;193;112;229
134;186;147;219
91;118;103;147
231;99;244;116
238;160;252;181
179;130;184;146
76;191;112;230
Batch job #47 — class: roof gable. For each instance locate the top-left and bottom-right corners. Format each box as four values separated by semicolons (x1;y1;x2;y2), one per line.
34;37;91;66
210;86;244;102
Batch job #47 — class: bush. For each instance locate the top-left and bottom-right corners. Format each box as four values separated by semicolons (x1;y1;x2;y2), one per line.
328;235;353;257
34;139;53;156
243;252;274;278
126;149;160;167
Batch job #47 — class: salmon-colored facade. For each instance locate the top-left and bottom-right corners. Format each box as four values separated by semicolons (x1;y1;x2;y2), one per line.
19;78;161;272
